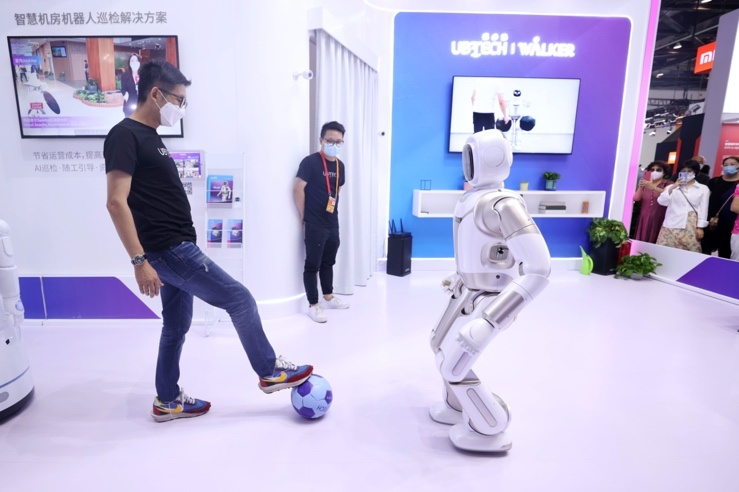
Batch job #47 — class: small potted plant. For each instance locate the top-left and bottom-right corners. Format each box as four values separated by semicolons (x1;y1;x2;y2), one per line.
543;171;560;190
586;218;628;275
615;253;662;280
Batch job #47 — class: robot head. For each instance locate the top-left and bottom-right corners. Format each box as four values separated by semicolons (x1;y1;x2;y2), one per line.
462;129;512;188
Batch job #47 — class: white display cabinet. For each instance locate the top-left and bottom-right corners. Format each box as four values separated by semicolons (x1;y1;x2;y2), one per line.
412;189;606;218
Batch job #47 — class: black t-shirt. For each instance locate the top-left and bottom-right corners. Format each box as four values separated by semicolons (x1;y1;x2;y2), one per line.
104;118;196;251
707;176;739;228
297;152;346;228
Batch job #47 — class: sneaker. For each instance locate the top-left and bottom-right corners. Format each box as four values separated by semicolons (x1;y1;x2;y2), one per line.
307;304;327;323
259;355;313;394
151;389;211;423
320;296;349;309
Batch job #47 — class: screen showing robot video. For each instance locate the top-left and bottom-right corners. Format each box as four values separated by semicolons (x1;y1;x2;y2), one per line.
449;76;581;154
8;35;182;138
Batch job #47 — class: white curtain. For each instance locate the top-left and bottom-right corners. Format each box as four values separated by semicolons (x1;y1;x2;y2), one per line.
314;30;378;294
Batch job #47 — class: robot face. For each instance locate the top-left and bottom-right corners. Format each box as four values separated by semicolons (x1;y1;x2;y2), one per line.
463;130;512;188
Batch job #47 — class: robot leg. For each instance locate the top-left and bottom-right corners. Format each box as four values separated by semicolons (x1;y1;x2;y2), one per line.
430;286;487;425
447;372;512;452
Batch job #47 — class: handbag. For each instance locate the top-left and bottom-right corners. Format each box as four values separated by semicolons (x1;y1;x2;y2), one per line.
709;194;734;232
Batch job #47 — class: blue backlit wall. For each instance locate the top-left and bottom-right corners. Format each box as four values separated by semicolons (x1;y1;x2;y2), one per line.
390;13;632;257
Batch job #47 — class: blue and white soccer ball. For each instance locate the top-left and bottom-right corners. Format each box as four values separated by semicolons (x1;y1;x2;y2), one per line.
291;374;333;419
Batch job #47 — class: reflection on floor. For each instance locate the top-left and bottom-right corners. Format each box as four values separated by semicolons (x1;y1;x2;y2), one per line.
2;271;739;491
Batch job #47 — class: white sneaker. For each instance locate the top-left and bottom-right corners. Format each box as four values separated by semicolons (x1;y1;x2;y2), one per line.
307;304;327;323
320;296;349;309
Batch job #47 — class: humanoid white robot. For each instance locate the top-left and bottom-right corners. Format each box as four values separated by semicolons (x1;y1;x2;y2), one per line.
0;219;34;422
429;130;550;452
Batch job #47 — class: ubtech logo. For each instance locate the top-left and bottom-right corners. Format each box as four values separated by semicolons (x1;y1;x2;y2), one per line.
158;148;170;156
451;33;576;58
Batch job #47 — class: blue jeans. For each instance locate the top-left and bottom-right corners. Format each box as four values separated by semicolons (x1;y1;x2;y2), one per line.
146;241;276;401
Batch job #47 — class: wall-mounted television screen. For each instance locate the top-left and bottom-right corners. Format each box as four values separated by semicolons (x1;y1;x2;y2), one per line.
449;76;581;154
8;35;182;138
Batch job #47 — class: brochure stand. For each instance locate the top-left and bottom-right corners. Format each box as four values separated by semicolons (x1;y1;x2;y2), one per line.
181;151;246;335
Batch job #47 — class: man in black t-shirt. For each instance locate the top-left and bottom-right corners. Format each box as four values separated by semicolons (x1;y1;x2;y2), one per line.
294;121;349;323
105;60;312;423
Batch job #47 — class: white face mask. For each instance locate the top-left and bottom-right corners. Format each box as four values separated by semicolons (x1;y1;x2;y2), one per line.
650;171;663;180
155;94;185;127
130;59;140;71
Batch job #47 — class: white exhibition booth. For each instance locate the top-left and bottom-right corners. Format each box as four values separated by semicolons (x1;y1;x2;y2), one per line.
4;0;728;322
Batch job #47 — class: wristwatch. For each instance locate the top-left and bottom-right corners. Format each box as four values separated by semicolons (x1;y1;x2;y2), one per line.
131;253;148;266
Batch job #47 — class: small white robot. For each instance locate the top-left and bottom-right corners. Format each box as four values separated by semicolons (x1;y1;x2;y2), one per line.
429;130;550;452
0;219;34;422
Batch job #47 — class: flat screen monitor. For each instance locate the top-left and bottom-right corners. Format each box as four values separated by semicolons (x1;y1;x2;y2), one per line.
8;35;182;138
449;76;581;154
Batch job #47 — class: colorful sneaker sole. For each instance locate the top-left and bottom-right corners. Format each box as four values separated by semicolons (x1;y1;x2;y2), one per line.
150;402;211;423
259;367;313;394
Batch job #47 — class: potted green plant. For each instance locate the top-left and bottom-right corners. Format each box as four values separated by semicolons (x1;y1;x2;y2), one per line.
543;171;560;190
586;218;628;275
614;253;661;279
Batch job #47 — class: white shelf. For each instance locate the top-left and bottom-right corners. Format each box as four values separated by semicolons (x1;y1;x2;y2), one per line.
412;189;606;218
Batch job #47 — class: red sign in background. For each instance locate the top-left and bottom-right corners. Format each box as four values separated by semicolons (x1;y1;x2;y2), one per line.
695;42;716;74
714;122;739;176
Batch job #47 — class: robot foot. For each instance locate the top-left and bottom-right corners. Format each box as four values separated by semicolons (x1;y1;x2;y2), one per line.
449;423;512;453
429;402;463;425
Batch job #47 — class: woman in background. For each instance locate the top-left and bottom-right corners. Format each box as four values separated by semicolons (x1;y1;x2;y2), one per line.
120;54;140;118
656;160;710;252
701;156;739;258
729;178;739;260
633;160;670;243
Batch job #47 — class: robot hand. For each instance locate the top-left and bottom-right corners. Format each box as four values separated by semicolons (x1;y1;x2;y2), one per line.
441;273;462;295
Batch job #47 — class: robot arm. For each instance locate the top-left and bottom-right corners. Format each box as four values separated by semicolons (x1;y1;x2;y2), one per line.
0;220;24;327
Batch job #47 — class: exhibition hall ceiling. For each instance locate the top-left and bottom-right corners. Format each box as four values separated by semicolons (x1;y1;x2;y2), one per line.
652;0;739;96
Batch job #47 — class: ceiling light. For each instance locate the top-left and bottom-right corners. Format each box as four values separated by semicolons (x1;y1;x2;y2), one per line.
673;42;682;49
700;0;712;4
666;129;672;135
656;73;664;78
649;131;656;136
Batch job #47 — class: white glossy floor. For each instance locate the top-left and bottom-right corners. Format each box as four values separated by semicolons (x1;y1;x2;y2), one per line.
2;270;739;491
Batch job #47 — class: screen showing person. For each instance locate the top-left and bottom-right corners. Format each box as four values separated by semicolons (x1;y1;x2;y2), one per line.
8;35;182;138
449;75;581;154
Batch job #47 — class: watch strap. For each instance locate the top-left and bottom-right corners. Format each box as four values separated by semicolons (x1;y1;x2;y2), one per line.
131;253;148;266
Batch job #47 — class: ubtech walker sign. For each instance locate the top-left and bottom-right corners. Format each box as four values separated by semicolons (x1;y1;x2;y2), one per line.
451;33;576;58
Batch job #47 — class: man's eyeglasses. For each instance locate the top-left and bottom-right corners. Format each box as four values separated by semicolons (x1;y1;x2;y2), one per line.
160;88;188;109
322;138;344;147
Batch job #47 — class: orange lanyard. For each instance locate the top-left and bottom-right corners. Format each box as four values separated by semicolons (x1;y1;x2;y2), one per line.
320;151;339;198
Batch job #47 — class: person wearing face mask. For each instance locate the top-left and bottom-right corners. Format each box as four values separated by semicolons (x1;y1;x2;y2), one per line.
293;121;349;323
120;54;140;118
728;159;739;260
656;159;710;252
669;157;710;185
633;160;670;243
104;61;313;422
701;156;739;258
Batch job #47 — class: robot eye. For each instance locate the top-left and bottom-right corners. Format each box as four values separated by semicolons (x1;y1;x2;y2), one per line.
463;144;475;181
